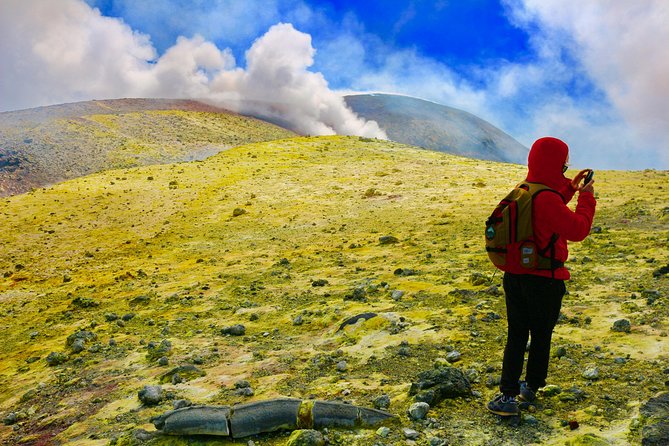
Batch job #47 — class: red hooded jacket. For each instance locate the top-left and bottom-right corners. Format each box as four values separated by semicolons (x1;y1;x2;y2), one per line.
508;137;596;280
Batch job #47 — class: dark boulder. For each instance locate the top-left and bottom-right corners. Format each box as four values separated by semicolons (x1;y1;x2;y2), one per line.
409;367;471;405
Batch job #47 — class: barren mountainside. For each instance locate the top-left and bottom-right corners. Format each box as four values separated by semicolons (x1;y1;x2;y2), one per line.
0;99;296;196
0;135;667;445
344;94;529;164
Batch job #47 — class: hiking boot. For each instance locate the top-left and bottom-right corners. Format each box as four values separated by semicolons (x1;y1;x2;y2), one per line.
519;381;536;403
487;394;520;416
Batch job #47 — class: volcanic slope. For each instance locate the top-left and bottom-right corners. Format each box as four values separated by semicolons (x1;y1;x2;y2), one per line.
0;136;667;445
0;98;295;196
345;93;528;164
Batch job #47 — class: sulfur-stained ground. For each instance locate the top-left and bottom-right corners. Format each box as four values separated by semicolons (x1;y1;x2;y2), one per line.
0;135;667;445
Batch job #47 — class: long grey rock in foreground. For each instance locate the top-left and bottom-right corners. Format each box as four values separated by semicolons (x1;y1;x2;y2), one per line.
153;405;231;436
152;398;396;438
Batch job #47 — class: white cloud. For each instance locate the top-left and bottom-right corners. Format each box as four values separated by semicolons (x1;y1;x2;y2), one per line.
311;0;668;168
0;0;385;139
0;0;156;109
501;0;669;168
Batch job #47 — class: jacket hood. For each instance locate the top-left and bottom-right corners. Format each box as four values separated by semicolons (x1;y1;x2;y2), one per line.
526;137;571;190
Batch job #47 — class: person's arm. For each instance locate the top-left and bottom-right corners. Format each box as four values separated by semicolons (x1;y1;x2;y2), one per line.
557;179;577;204
536;188;596;241
559;169;593;204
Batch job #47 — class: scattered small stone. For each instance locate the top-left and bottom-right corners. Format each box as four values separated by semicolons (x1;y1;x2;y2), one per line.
402;428;420;440
394;268;417;276
66;330;97;349
138;385;163;406
560;387;586;402
344;286;367;301
70;296;99;308
483;285;501;296
71;339;86;353
232;208;247;217
391;290;404;301
569;420;580;430
122;313;135;322
221;324;246;336
379;235;399;245
465;368;480;383
311;279;328;287
158;356;169;366
652;264;669;277
293;315;304;326
104;312;118;322
129;295;151;306
523;414;539;425
133;429;155;441
555;346;567;358
408;402;430;420
160;365;206;384
336;361;348;372
235;380;251;389
146;339;172;360
429;437;447;446
481;312;502;322
612;319;631;333
542;385;562;397
109;338;117;347
3;412;21;425
46;351;67;366
286;429;325;446
373;394;391;410
173;399;192;410
583;366;599;380
446;351;461;363
376;426;390;437
486;375;501;388
235;387;254;397
470;272;487;286
398;346;411;357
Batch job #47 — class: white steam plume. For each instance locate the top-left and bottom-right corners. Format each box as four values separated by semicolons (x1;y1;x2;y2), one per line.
0;0;386;139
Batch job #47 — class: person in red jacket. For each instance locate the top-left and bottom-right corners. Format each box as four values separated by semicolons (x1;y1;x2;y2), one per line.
487;137;596;417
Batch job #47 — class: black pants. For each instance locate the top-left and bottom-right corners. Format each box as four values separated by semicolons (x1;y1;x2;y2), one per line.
500;272;565;396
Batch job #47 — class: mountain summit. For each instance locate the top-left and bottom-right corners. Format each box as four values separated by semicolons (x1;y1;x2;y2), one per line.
345;94;528;164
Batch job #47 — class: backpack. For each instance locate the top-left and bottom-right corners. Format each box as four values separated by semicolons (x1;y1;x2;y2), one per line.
485;182;563;274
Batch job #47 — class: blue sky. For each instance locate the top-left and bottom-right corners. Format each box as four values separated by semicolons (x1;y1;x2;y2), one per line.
85;0;532;86
1;0;668;169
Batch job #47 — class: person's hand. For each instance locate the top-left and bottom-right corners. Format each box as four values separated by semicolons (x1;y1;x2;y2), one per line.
571;169;591;190
581;179;595;194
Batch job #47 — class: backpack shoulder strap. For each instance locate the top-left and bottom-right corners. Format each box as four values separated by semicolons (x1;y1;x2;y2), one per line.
521;182;565;203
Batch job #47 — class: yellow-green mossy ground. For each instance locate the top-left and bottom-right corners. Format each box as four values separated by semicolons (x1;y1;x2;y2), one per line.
0;136;667;445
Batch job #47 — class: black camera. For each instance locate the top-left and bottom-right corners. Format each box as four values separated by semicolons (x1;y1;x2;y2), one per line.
584;169;594;185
